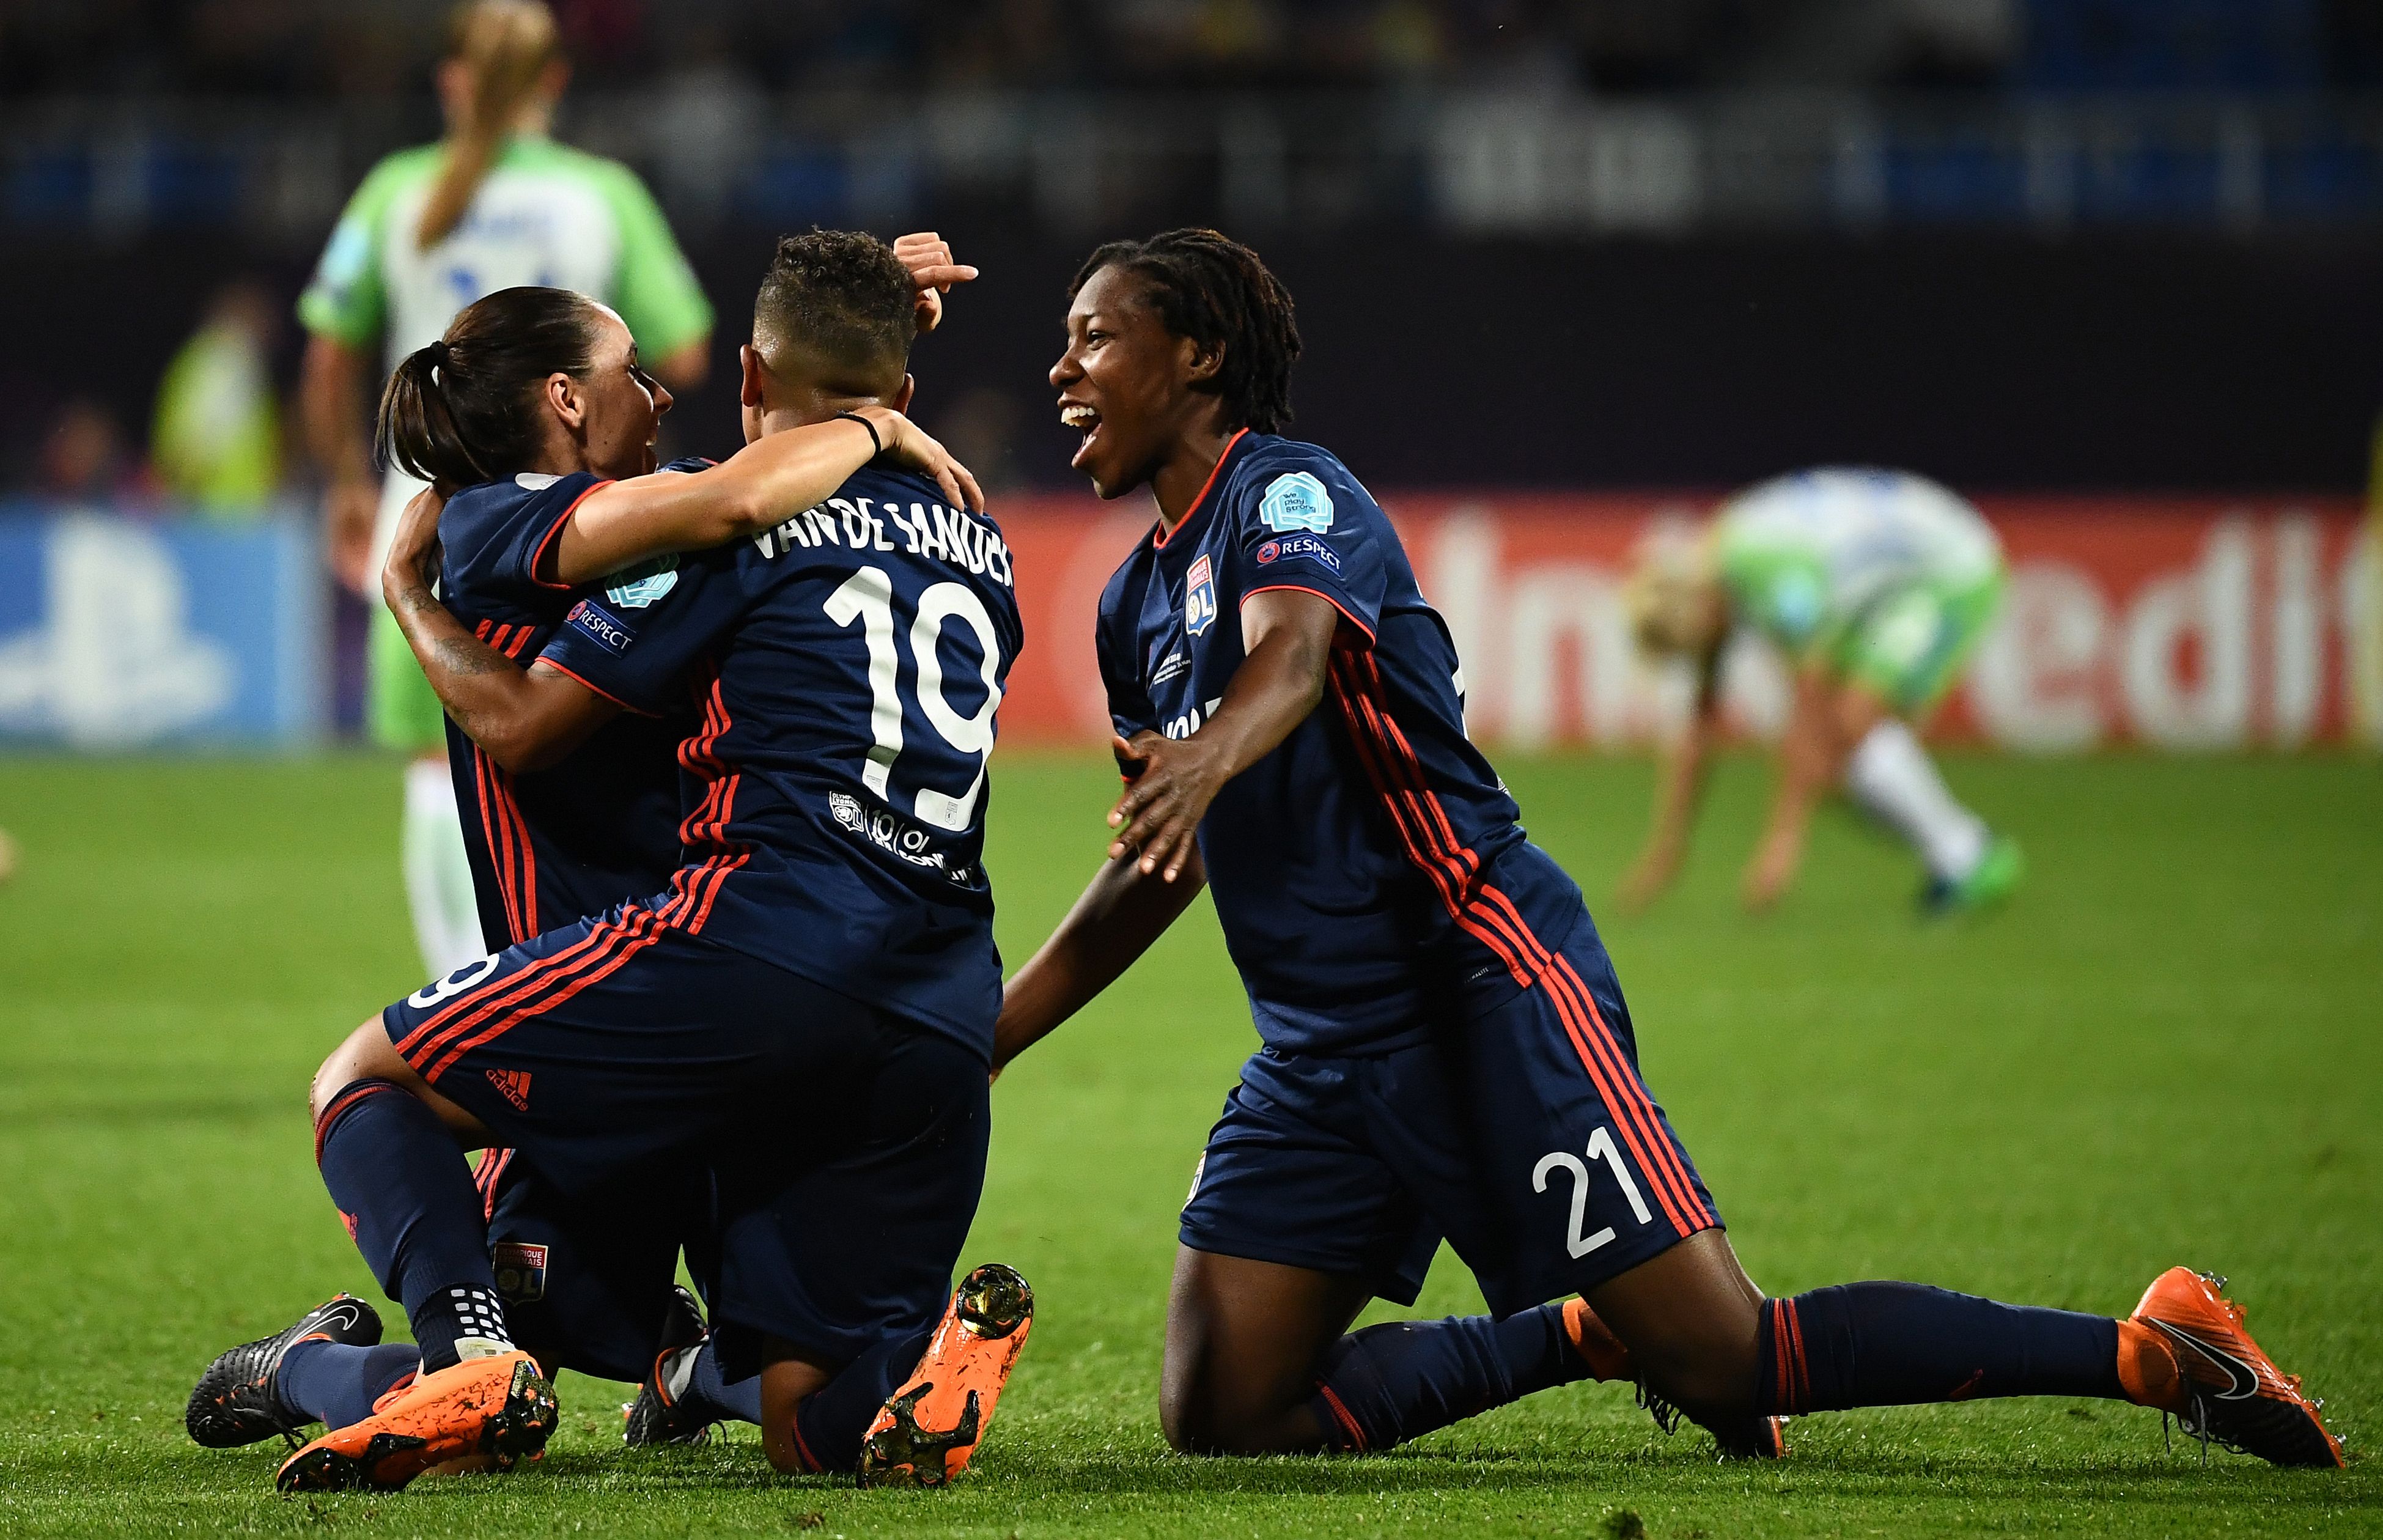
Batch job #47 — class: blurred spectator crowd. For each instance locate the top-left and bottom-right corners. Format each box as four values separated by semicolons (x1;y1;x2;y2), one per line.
9;0;2383;510
7;0;2383;100
12;284;282;517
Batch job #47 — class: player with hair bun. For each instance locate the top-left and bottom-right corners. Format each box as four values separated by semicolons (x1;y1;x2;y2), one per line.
298;0;715;987
996;227;2342;1472
187;234;1030;1492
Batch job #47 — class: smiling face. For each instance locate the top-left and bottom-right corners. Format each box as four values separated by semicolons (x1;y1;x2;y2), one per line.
564;305;672;479
1050;264;1215;500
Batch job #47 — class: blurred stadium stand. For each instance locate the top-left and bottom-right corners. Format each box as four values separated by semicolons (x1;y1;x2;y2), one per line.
10;2;2383;239
9;1;2383;497
2;1;2377;746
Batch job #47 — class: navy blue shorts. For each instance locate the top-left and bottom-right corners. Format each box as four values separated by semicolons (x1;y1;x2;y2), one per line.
382;906;989;1372
471;1149;715;1385
1179;910;1720;1316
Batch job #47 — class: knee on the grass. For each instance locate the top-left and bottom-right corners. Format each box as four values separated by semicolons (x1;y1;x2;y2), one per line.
1158;1390;1212;1456
1627;1331;1759;1426
762;1431;808;1475
1158;1382;1298;1457
1158;1398;1236;1456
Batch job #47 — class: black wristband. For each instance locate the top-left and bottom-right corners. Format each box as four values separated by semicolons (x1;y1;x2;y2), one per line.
834;411;883;459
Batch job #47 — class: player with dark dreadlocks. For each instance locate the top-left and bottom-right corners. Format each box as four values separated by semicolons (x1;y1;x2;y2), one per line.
992;227;2343;1468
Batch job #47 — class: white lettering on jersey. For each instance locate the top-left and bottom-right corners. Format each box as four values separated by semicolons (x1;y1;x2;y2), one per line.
753;499;1013;588
1163;697;1227;740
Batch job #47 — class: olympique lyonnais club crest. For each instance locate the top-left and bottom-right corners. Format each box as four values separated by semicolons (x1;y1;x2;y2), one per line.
492;1241;548;1304
1184;554;1218;637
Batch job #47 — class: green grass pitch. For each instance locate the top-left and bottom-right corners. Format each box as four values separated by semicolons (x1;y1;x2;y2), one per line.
0;750;2376;1537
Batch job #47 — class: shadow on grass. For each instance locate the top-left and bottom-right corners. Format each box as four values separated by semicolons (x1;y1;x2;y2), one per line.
537;1439;2379;1509
4;1435;2370;1536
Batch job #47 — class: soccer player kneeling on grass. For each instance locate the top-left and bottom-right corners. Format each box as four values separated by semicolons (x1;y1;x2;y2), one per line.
187;239;989;1478
995;228;2342;1470
1619;468;2022;916
186;237;1031;1492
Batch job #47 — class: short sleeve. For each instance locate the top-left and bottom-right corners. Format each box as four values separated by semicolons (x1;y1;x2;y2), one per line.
1094;584;1157;739
536;547;745;716
444;473;611;600
1224;453;1388;645
597;163;713;363
297;153;413;350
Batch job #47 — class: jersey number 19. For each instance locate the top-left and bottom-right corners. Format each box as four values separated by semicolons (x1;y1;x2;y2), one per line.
825;566;1006;832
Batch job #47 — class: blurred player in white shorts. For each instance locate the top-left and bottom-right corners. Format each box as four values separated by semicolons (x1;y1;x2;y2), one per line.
1621;466;2022;915
295;0;712;976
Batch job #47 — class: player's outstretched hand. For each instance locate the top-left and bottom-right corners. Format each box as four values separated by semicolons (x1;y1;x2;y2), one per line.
874;411;986;513
380;484;449;610
893;232;979;334
1108;730;1226;883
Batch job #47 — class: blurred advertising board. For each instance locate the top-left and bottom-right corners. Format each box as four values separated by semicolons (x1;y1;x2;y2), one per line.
0;506;325;748
1;496;2364;754
995;494;2378;751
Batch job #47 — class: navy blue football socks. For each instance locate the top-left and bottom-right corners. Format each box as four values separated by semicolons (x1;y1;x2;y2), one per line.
314;1078;511;1373
681;1339;764;1428
791;1325;937;1471
274;1339;422;1430
1306;1303;1587;1452
1756;1283;2123;1414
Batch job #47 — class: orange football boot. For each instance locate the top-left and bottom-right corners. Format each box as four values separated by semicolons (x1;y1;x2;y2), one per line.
857;1264;1033;1487
274;1350;558;1492
1560;1296;1632;1381
1562;1297;1786;1459
2130;1267;2343;1468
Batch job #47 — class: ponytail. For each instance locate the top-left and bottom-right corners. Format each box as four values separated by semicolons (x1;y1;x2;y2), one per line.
416;0;559;250
375;287;600;487
376;342;484;486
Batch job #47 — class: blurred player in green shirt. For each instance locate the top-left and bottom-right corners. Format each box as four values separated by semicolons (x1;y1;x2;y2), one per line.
152;283;284;517
1622;467;2022;916
296;0;712;978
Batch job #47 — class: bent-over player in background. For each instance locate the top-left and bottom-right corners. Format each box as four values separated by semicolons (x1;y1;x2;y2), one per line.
1620;468;2022;916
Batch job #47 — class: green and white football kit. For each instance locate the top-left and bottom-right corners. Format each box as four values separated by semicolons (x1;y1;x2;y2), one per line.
1714;468;2004;714
1714;468;2019;910
300;133;712;752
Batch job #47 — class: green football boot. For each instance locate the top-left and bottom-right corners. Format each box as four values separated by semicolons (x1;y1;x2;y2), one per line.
1921;835;2024;917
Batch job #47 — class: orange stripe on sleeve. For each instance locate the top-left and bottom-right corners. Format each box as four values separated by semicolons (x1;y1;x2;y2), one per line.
1241;584;1377;644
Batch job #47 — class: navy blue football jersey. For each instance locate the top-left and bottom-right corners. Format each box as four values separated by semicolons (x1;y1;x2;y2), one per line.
537;464;1022;1056
1096;430;1589;1055
435;460;709;946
